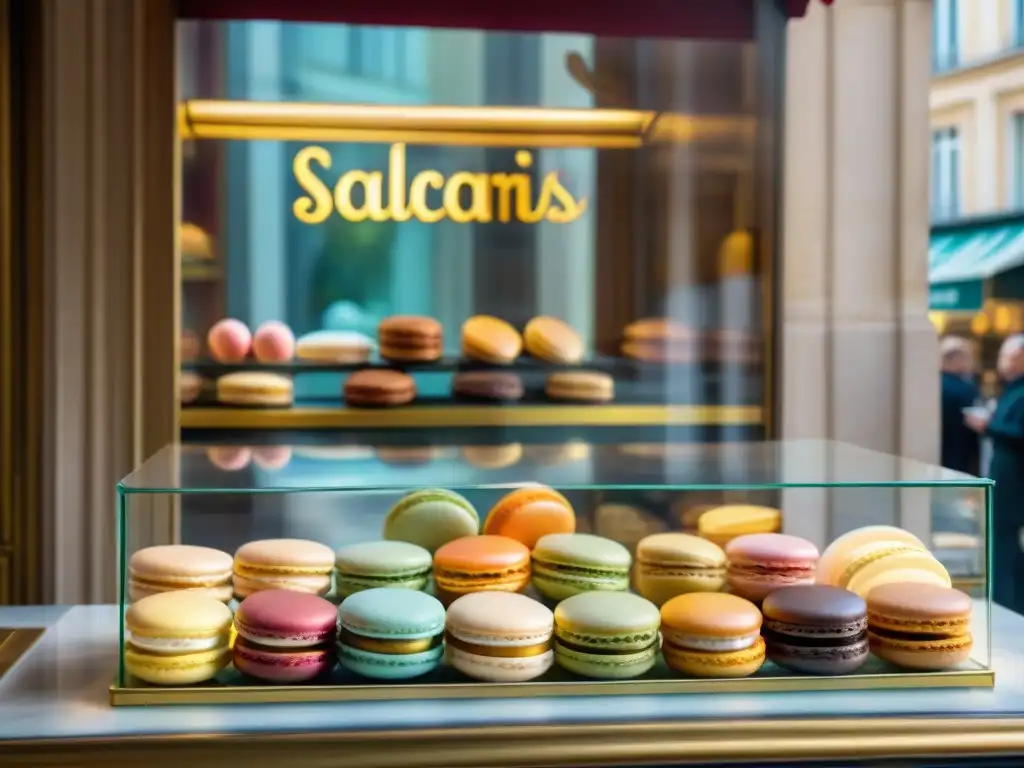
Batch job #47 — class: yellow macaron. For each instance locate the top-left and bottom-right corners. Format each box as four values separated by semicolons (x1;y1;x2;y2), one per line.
524;316;584;364
461;315;523;365
216;372;294;407
545;371;614;403
697;504;781;547
124;591;233;685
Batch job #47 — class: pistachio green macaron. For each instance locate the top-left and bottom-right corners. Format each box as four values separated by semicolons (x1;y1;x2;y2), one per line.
531;533;631;600
334;540;433;598
383;489;479;553
553;591;661;679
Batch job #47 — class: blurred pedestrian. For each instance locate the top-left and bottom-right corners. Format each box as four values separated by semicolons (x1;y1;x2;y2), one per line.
965;334;1024;609
939;336;980;475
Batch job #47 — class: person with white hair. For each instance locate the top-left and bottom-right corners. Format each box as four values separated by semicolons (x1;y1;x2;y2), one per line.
939;336;980;474
965;333;1024;609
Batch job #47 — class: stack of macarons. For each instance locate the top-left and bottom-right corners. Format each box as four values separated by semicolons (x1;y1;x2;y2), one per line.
378;316;443;362
232;539;334;600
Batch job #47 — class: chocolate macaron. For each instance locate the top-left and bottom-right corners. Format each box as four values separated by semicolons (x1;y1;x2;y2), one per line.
761;585;868;675
344;369;416;408
379;316;443;363
452;371;524;402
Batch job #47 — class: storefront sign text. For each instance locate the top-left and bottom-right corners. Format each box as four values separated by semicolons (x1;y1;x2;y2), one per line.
292;143;587;225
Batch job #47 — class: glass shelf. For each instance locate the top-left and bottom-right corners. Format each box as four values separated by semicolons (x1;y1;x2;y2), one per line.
120;439;990;493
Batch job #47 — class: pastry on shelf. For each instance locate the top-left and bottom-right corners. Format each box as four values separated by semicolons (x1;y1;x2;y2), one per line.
205;446;252;471
545;371;614;403
378;316;443;363
252;321;295;363
295;330;374;364
461;315;522;365
344;369;416;408
179;371;204;405
621;318;697;363
207;319;252;364
180;222;214;261
216;372;294;407
252;445;292;471
523;316;584;364
460;443;523;470
452;371;524;402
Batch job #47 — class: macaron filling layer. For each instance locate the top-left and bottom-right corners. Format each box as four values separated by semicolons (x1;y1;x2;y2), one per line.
445;632;550;659
234;618;334;648
554;630;660;654
532;561;630;588
762;617;868;640
128;633;227;654
435;566;530;587
233;640;333;669
728;563;815;580
638;562;726;577
334;570;430;589
234;562;333;577
129;571;233;589
340;628;442;655
663;631;759;653
837;543;925;586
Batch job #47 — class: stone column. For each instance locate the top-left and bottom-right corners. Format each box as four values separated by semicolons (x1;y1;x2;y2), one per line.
780;0;938;546
28;0;178;603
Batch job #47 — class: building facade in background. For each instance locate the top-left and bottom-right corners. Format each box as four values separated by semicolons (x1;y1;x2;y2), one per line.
929;0;1024;388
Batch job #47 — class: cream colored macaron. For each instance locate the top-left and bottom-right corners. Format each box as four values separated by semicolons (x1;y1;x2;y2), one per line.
817;525;928;587
216;372;293;407
545;371;614;403
295;330;375;364
232;539;334;599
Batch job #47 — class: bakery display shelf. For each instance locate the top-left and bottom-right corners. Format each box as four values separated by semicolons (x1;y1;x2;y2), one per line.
182;355;763;377
179;403;765;429
109;655;992;707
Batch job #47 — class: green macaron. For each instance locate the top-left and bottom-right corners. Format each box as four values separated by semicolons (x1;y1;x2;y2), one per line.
553;592;661;680
334;541;433;598
383;489;479;552
531;533;631;600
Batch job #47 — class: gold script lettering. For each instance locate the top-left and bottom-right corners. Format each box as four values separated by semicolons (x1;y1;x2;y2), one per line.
291;143;587;225
292;146;334;225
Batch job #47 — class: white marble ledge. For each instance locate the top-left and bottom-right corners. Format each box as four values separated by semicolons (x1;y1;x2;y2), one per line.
0;602;1016;743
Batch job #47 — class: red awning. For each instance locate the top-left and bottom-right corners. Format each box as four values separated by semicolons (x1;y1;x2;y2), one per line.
176;0;815;41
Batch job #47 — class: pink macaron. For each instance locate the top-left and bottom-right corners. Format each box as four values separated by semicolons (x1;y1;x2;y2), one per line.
726;533;819;603
252;321;296;363
208;318;252;363
233;589;337;683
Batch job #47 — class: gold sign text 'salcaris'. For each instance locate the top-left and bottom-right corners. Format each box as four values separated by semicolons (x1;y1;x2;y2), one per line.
292;144;587;225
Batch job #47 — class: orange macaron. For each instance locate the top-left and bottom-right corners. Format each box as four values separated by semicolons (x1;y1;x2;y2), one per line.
432;535;531;606
483;486;576;549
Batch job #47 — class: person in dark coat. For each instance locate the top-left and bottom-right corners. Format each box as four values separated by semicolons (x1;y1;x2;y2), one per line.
966;334;1024;610
940;336;980;475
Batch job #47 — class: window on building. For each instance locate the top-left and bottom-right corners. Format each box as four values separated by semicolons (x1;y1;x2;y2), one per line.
1011;114;1024;209
930;127;961;221
932;0;958;71
1015;0;1024;47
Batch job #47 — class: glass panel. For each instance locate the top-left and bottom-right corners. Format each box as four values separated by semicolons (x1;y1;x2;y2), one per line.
176;19;771;433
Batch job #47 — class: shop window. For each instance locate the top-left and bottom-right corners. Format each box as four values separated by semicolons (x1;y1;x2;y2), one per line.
932;0;958;71
1015;0;1024;48
1013;114;1024;209
930;127;961;221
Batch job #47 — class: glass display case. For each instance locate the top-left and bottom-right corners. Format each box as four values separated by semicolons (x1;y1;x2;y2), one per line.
112;439;992;705
175;2;781;440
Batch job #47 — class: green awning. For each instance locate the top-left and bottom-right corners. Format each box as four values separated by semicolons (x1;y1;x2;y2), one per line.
929;224;1024;285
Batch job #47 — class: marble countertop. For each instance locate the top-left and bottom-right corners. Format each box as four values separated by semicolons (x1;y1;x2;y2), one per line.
1;603;1023;765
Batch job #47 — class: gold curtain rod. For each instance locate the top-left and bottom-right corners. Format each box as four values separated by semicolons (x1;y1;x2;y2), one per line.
177;100;754;148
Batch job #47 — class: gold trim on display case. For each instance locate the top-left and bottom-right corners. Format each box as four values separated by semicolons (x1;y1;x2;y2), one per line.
0;629;45;681
179;404;764;429
109;666;993;707
178;100;755;148
3;715;1024;767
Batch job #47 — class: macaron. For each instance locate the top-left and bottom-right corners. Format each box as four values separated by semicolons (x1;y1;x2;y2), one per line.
817;525;951;598
338;587;445;679
232;539;334;599
433;535;531;605
179;371;204;404
252;445;293;470
124;592;233;685
207;318;252;363
233;589;337;683
553;592;661;679
866;582;973;670
216;372;294;407
205;445;252;471
252;320;296;363
445;592;554;682
761;585;869;675
545;371;614;403
461;315;523;364
621;318;697;363
634;533;727;606
726;533;818;602
460;443;524;469
378;315;443;362
296;330;374;364
698;504;781;547
452;371;525;402
531;533;631;600
483;486;576;549
523;316;584;364
334;540;432;598
128;544;234;603
383;488;479;552
344;369;416;408
660;592;765;678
